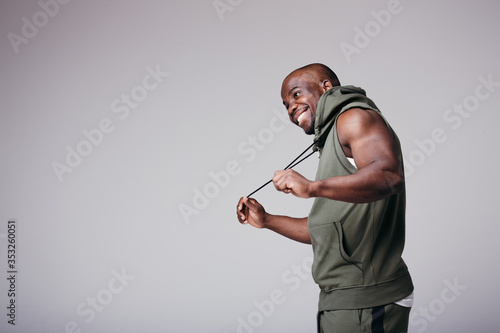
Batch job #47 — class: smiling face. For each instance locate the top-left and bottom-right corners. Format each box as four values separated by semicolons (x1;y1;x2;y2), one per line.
281;70;331;135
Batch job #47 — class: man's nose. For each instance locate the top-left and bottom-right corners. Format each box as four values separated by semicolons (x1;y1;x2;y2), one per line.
288;103;298;118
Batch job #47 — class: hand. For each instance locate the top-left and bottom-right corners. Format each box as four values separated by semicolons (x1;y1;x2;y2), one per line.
236;196;267;228
272;169;313;198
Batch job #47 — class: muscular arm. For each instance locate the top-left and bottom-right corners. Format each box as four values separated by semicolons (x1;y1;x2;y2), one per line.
237;108;402;242
261;214;310;244
273;108;404;203
236;197;311;244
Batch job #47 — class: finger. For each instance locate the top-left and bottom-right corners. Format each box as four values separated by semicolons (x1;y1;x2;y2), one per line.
237;197;245;212
243;204;249;223
273;178;283;192
239;204;248;224
272;170;285;183
245;197;259;212
236;197;248;223
272;171;284;191
273;173;289;192
241;197;258;220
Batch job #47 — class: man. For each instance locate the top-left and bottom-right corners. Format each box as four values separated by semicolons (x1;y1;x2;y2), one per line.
236;63;414;332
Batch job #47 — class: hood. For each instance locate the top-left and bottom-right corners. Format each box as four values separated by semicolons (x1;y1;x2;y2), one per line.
313;85;378;150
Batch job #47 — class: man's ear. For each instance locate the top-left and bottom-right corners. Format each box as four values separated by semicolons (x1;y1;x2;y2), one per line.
321;80;334;92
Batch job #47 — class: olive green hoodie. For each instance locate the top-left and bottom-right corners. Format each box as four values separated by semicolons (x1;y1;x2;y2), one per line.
309;86;413;310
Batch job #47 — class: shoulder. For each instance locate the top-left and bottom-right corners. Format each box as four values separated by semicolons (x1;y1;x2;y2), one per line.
337;108;385;133
337;108;392;146
338;107;380;122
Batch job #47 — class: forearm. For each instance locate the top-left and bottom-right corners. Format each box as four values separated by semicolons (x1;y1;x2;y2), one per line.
263;214;311;244
309;164;404;203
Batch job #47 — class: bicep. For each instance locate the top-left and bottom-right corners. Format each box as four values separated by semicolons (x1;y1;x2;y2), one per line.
337;108;402;172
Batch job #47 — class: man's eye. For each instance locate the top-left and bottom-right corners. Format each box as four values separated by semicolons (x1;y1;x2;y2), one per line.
293;91;300;98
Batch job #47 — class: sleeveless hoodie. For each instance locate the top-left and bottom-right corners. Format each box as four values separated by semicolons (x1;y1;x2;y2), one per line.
308;85;414;310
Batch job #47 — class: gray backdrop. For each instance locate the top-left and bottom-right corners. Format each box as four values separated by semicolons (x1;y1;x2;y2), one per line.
1;0;499;332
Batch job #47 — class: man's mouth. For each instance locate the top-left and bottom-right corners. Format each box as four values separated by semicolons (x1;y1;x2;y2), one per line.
297;112;307;126
294;108;309;127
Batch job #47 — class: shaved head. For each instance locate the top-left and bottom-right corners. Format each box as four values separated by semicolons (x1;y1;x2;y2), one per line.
280;64;341;135
283;63;340;90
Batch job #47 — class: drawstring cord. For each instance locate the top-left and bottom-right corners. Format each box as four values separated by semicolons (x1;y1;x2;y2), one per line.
246;141;318;197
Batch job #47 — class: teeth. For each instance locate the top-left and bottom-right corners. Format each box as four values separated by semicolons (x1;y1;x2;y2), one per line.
297;113;305;124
